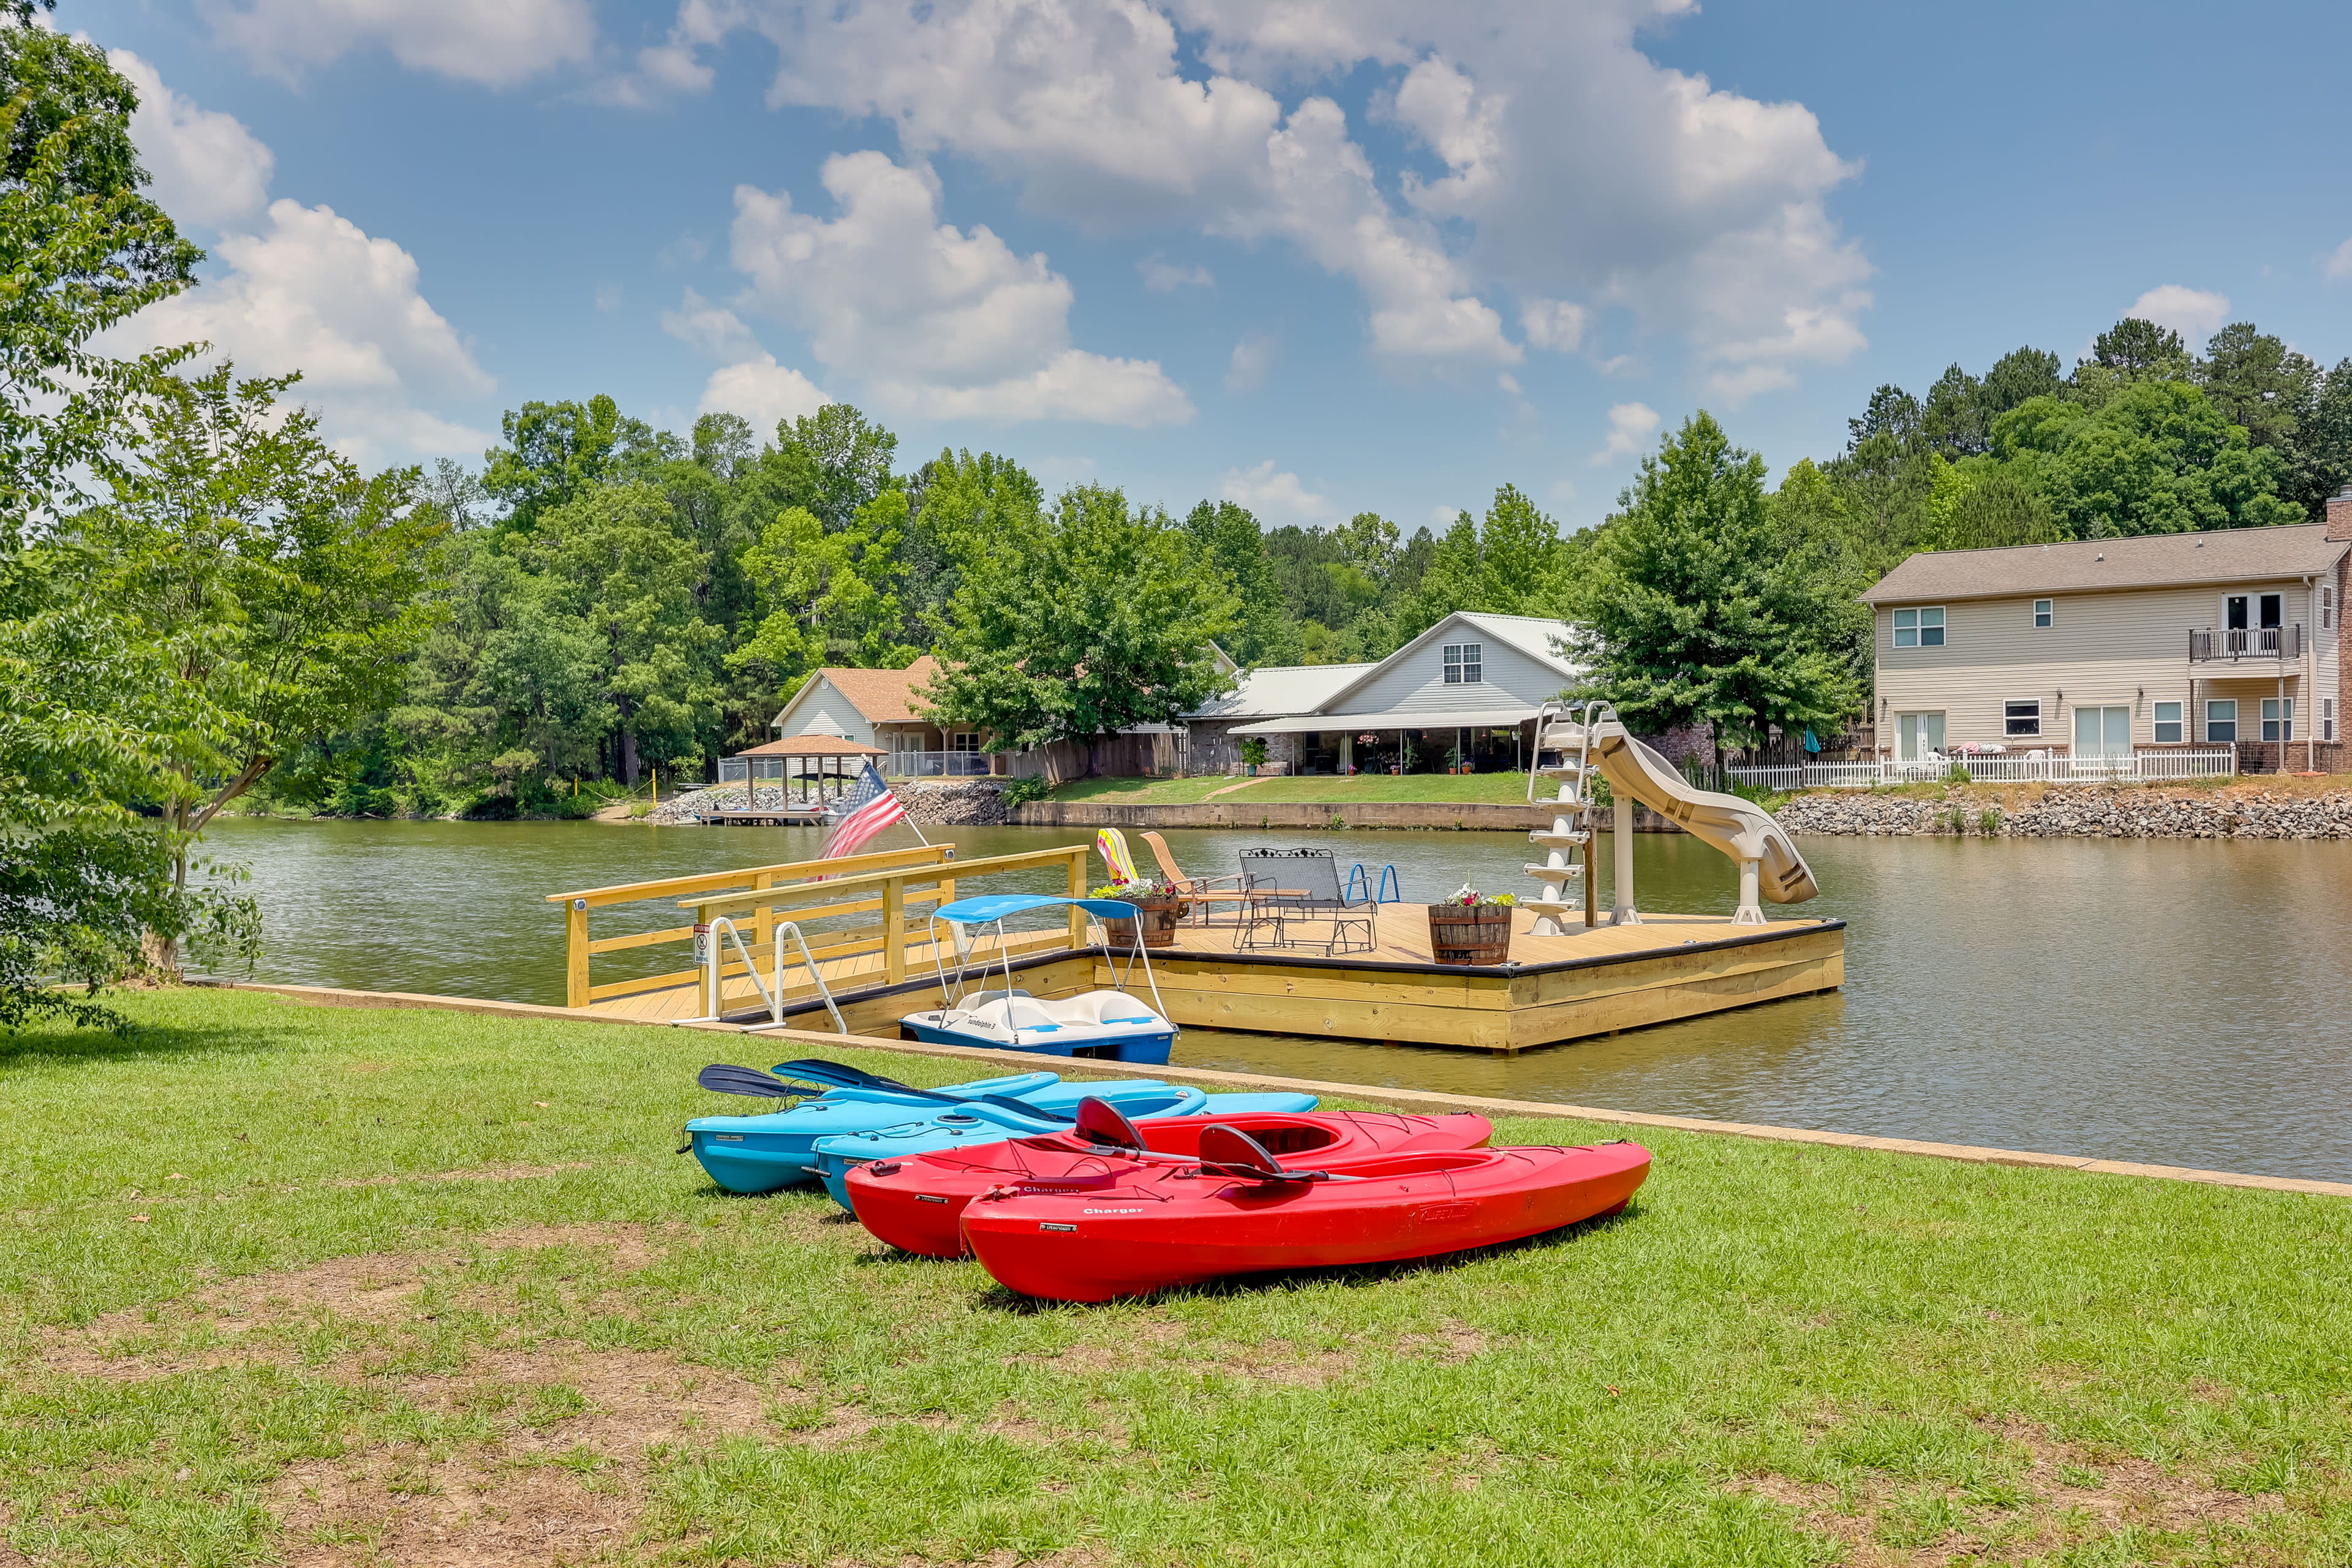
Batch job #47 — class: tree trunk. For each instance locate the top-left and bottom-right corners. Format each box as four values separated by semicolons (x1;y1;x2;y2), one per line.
621;728;641;788
1085;734;1104;779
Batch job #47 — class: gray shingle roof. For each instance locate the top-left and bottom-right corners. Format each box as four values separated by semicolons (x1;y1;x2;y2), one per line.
1860;523;2348;605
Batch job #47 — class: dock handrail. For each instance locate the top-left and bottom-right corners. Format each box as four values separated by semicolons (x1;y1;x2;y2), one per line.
548;840;1091;1016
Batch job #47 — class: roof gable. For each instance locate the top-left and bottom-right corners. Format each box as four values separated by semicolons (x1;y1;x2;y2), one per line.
772;656;943;728
1861;524;2349;605
1315;611;1576;713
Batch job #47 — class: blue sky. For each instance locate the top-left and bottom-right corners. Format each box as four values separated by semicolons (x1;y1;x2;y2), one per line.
74;0;2352;533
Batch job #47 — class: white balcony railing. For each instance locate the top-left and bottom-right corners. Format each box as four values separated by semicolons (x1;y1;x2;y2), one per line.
2190;625;2301;662
1726;748;2237;790
889;750;992;778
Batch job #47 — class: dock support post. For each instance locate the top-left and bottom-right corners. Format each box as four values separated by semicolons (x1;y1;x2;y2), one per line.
1611;797;1640;925
1733;859;1764;924
883;874;907;984
565;899;590;1008
1067;849;1089;949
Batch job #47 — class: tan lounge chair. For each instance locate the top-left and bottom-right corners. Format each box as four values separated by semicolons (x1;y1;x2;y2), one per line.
1139;831;1246;925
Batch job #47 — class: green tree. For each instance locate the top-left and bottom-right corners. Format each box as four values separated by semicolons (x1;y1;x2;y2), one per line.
2284;359;2352;518
2070;318;2193;409
525;481;725;782
68;367;445;965
2197;322;2319;451
902;448;1042;635
925;485;1237;775
1399;484;1575;641
1993;380;2302;535
732;494;919;693
1182;499;1295;666
1569;412;1862;764
481;394;668;533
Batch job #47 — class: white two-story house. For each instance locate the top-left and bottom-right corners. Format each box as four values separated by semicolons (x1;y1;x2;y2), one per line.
1861;499;2352;772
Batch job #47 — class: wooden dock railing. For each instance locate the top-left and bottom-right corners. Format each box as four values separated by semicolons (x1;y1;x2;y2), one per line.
545;841;1091;1015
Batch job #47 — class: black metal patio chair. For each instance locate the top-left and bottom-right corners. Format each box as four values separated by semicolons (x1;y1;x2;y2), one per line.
1237;846;1378;956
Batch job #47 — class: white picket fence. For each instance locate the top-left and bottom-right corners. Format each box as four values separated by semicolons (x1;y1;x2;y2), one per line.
1725;748;2237;790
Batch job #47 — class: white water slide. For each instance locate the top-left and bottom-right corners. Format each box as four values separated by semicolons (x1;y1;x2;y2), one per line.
1526;704;1817;928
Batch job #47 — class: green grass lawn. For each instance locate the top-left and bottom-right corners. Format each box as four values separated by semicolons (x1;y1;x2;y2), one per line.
1048;772;1539;806
4;989;2349;1566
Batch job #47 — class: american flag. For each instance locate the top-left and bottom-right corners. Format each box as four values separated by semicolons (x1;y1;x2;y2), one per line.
820;761;914;861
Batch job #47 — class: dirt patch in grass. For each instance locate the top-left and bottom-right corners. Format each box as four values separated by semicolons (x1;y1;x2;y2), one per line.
1733;1415;2285;1566
39;1224;670;1379
1011;1317;1491;1389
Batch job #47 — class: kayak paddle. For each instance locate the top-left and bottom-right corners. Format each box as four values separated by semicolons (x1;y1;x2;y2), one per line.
698;1063;831;1099
774;1059;1069;1123
1194;1123;1360;1183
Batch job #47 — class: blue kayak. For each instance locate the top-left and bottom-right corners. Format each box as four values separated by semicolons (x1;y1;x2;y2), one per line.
812;1088;1322;1210
685;1068;1062;1194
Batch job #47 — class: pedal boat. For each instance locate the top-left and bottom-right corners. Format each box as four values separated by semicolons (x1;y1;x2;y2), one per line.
685;1068;1061;1194
899;894;1177;1063
812;1086;1324;1210
845;1104;1492;1257
959;1125;1650;1302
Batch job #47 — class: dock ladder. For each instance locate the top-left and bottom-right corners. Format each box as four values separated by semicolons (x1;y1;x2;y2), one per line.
679;916;850;1033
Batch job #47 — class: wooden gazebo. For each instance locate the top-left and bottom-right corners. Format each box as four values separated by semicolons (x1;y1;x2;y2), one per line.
718;734;888;806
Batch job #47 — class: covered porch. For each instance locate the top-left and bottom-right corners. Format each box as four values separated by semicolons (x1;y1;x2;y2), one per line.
1227;708;1540;777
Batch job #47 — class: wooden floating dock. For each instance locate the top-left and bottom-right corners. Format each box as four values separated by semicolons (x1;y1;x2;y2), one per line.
696;807;832;826
549;842;1842;1054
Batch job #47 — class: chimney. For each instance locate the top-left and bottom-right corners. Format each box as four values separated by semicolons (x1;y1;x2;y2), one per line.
2329;482;2352;542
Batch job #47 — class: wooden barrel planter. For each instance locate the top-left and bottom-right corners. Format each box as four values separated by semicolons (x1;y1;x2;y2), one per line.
1103;897;1186;951
1427;905;1512;966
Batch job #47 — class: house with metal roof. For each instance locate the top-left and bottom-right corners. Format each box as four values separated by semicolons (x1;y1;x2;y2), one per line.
1185;611;1580;775
1860;498;2352;772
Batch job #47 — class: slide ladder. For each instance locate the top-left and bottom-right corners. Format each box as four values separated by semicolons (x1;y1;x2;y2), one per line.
1529;702;1819;925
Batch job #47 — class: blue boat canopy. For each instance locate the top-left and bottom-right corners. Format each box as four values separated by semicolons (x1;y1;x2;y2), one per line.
935;893;1137;924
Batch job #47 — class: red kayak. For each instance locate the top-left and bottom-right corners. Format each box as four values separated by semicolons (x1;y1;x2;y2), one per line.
846;1106;1493;1259
958;1123;1649;1302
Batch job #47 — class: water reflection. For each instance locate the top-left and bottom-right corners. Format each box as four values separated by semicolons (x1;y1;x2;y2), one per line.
202;818;2352;1182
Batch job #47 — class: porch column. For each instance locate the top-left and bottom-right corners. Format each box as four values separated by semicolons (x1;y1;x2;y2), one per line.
1340;733;1353;774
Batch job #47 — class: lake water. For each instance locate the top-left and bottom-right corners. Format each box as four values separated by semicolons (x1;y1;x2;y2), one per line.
198;816;2352;1183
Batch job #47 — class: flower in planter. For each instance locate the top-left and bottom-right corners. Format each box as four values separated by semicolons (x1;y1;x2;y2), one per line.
1444;883;1518;908
1091;877;1177;900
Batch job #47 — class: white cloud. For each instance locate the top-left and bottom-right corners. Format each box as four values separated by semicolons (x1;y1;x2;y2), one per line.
1547;478;1577;505
1520;298;1586;352
1589;400;1660;465
2126;284;2230;345
1220;459;1330;523
639;1;1869;387
698;356;832;431
1429;503;1464;527
1496;372;1520;394
2327;238;2352;282
1225;331;1277;392
1139;255;1215;290
661;288;761;361
109;199;494;462
727;151;1193;426
203;0;596;88
110;49;274;228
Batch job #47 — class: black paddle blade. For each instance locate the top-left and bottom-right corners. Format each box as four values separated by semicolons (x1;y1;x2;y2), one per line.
1072;1095;1145;1150
697;1064;827;1099
1196;1123;1287;1179
773;1058;952;1101
974;1093;1074;1124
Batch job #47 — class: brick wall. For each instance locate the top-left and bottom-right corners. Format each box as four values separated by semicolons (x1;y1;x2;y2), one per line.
2234;740;2350;775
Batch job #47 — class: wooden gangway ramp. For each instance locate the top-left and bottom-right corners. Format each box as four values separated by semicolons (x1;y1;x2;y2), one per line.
551;842;1842;1054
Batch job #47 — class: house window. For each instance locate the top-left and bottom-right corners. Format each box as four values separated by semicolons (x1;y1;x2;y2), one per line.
2073;706;2130;758
2206;699;2238;743
2003;699;2041;737
1894;712;1945;760
1892;606;1945;648
947;731;982;753
2324;586;2337;631
2153;701;2183;744
2326;698;2338;742
2032;598;2054;628
2263;698;2294;742
1442;642;1483;684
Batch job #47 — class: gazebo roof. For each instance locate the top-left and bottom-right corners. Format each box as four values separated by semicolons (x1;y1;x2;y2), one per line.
731;735;887;758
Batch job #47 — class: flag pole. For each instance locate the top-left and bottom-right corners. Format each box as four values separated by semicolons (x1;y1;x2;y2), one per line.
883;760;930;846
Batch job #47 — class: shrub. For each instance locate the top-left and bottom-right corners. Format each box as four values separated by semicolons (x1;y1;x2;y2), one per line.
1001;776;1052;807
1238;737;1269;768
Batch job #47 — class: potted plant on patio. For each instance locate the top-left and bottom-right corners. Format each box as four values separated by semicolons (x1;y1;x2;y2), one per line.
1091;876;1189;949
1426;884;1515;965
1238;737;1268;777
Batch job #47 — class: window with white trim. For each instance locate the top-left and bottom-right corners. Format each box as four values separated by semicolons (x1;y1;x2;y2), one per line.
2263;698;2294;742
2325;698;2338;743
2032;598;2054;628
2206;699;2238;743
2324;585;2336;630
1442;642;1483;684
2153;701;2183;744
948;731;982;753
2003;699;2041;737
1892;606;1945;648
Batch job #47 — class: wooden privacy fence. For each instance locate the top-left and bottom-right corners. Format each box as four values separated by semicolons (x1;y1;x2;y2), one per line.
545;841;1094;1016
